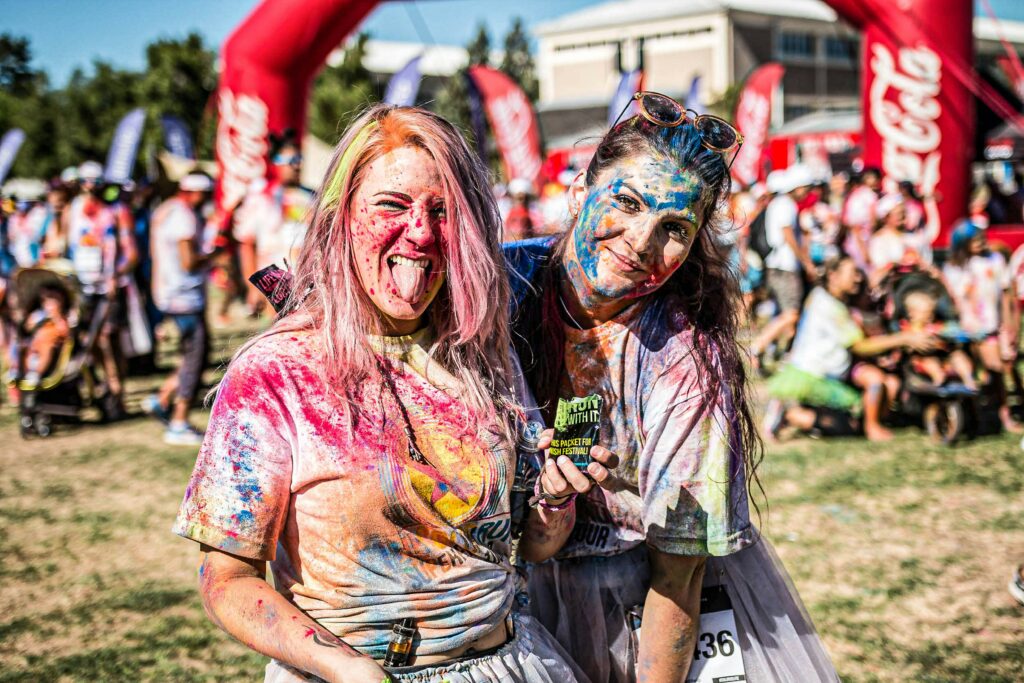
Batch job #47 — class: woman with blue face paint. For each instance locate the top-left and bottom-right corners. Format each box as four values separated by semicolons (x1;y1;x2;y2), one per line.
506;93;839;682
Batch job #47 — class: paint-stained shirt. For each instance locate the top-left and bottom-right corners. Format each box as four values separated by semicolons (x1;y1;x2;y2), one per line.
556;295;754;559
173;328;516;658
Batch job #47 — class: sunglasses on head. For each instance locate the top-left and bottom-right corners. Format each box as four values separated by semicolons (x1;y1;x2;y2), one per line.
612;91;744;169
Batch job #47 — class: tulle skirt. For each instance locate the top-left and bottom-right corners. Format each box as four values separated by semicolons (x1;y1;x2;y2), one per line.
527;537;840;683
767;364;861;412
264;612;590;683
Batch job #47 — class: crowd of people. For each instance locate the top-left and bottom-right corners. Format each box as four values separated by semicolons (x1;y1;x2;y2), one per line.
727;164;1024;443
0;132;313;444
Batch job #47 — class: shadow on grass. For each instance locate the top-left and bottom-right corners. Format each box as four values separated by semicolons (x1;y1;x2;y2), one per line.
0;582;265;682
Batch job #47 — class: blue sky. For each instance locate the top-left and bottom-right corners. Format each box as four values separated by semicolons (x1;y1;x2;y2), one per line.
3;0;1024;86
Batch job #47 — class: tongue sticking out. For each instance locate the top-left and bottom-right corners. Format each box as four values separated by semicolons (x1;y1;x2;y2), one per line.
391;262;429;303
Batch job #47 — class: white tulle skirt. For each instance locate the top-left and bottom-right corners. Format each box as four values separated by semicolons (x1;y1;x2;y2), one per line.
264;612;590;683
527;537;840;683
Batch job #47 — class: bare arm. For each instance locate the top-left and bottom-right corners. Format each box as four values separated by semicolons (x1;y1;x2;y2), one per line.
198;547;389;683
636;548;706;682
178;237;217;274
782;224;817;279
851;329;940;357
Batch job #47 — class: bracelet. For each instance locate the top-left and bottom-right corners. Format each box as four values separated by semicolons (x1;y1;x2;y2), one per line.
527;476;577;510
538;492;577;511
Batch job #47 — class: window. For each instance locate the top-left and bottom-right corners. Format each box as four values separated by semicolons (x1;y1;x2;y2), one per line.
779;32;815;59
825;36;856;62
784;105;814;121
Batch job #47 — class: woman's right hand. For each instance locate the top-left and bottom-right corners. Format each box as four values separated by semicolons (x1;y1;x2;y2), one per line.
536;429;622;499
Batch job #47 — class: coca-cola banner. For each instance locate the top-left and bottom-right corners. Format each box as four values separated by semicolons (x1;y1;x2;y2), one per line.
467;65;544;189
731;63;784;187
216;0;380;212
827;0;974;247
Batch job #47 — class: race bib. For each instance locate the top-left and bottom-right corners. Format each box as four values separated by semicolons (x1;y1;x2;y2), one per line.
686;585;746;683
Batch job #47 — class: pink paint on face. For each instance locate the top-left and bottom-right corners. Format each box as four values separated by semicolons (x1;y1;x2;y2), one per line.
350;146;447;335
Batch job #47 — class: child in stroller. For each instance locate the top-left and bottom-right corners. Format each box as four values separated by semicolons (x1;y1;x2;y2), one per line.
6;283;70;389
3;265;108;436
900;289;977;392
887;269;982;444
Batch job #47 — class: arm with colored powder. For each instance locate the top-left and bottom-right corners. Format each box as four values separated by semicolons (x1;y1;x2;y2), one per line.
637;549;706;683
635;355;747;681
198;547;391;683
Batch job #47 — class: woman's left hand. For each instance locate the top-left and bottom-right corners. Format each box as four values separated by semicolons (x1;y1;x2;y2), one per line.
535;429;621;502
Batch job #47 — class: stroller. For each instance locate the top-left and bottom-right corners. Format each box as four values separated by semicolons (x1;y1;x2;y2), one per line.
886;268;983;445
4;263;111;437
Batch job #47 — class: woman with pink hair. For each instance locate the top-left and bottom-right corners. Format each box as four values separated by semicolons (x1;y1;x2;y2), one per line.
173;105;608;683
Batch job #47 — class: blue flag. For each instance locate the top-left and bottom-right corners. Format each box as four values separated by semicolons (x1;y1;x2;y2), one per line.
104;108;146;185
465;72;488;161
160;114;195;159
685;76;704;115
0;129;26;185
385;55;424;107
608;70;643;126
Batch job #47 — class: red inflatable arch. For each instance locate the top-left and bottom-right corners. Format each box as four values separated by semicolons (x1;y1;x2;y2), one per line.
215;0;381;213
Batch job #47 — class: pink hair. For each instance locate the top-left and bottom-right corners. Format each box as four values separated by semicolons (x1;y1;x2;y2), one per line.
232;105;517;437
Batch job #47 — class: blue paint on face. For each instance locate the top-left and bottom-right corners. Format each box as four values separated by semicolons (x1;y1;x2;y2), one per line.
565;154;705;319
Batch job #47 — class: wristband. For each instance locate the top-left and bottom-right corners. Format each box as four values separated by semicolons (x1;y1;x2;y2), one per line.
538;492;577;511
529;477;576;510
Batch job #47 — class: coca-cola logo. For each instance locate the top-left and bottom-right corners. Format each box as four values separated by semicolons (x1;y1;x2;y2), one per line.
489;89;541;185
869;43;942;195
216;89;269;210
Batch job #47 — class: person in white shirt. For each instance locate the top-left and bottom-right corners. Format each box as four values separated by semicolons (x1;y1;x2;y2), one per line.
750;165;817;366
765;254;940;441
943;220;1022;433
142;174;220;445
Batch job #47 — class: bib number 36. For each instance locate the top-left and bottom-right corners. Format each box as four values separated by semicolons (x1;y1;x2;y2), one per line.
694;628;737;660
686;585;746;683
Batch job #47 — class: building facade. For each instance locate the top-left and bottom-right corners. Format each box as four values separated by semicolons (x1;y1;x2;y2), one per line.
534;0;1024;147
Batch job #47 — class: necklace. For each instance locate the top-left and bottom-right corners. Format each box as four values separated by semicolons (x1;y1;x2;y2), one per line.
375;357;433;468
557;289;586;330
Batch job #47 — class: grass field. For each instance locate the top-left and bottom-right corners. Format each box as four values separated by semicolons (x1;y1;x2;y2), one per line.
2;318;1023;682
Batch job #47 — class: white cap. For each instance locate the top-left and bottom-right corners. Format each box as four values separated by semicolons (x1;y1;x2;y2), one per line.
766;170;788;194
783;164;815;193
180;173;214;192
508;178;534;196
59;166;78;183
78;161;104;181
874;193;904;221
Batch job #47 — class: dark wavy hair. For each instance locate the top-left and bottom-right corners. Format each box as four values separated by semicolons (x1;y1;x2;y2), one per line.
513;115;764;508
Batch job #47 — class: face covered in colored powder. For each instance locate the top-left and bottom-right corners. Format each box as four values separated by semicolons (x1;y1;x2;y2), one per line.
565;153;704;318
350;145;447;335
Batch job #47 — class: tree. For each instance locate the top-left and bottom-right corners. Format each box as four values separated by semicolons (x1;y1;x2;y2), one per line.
53;62;143;172
308;33;376;144
139;32;217;158
500;18;538;101
707;82;743;120
434;24;492;150
466;23;491;67
0;34;36;97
